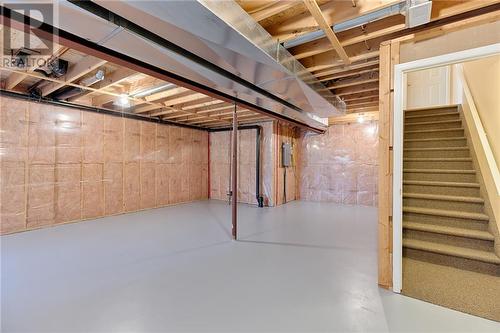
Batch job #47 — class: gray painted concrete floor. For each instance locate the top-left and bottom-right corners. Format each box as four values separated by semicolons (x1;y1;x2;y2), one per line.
1;200;499;332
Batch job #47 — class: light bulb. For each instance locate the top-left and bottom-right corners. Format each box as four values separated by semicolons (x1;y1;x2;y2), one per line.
118;93;130;107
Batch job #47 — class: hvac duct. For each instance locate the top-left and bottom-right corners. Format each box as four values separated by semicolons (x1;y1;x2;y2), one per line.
52;70;105;100
2;1;344;131
17;0;341;130
79;69;105;86
283;0;432;49
131;83;176;98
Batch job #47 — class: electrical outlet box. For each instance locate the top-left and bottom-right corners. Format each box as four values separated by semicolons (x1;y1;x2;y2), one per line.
282;143;292;167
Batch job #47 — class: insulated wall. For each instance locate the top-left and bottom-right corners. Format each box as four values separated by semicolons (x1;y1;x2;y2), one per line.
276;123;299;205
209;122;275;206
298;121;378;206
0;96;208;235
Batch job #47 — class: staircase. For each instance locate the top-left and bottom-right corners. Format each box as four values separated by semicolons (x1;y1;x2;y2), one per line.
402;105;500;321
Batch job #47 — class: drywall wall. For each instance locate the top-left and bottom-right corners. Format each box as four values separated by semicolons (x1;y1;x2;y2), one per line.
462;55;500;165
0;96;208;235
209;122;274;206
400;19;500;63
298;121;378;206
459;57;500;254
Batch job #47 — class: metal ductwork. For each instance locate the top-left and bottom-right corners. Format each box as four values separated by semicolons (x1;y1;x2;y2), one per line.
283;0;432;49
79;69;105;87
52;69;105;100
131;83;176;98
3;0;342;131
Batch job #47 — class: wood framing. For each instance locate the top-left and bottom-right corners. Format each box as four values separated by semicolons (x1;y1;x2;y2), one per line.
377;40;396;289
302;0;350;64
376;8;500;289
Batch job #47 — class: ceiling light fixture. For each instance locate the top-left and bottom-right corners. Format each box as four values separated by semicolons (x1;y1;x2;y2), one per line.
117;93;130;107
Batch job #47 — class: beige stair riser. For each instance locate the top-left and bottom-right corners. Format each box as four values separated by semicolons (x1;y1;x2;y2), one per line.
403;197;484;213
404;129;464;139
404;108;458;117
403;248;499;276
404;139;467;148
404;113;460;123
404;121;463;131
403;172;477;182
404;160;473;169
404;149;469;158
403;229;494;252
403;213;488;230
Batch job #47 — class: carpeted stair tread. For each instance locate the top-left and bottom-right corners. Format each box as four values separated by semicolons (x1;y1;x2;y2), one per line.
402;105;499;319
403;239;500;264
404;136;466;142
404;169;475;174
403;180;480;187
403;192;484;203
403;206;489;221
403;157;472;161
404;119;462;126
404;147;468;151
405;105;459;112
403;221;495;241
404;137;466;142
405;112;459;119
405;128;463;134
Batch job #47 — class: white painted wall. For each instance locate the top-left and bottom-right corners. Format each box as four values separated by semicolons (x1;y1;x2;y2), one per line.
462;55;500;165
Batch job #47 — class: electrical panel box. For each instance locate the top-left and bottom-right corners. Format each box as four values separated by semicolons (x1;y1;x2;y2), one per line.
282;142;292;167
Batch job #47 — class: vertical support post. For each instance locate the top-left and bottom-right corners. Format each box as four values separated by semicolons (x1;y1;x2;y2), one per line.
231;102;238;240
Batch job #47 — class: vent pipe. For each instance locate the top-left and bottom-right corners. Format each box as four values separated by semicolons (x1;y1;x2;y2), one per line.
283;1;432;49
52;70;105;100
79;69;105;86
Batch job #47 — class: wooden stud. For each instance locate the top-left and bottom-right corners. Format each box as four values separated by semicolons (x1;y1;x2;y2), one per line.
302;0;350;64
377;41;392;289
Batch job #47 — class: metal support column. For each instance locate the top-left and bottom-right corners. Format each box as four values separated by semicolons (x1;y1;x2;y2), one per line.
231;102;238;240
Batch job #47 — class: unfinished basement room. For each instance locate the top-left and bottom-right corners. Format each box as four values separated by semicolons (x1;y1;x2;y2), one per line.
1;1;499;332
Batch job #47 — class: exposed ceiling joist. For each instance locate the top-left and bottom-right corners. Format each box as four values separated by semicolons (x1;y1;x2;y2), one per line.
5;45;68;90
290;14;405;60
318;65;379;82
41;56;107;96
313;59;379;78
252;1;301;22
69;67;136;102
342;90;379;102
325;73;379;90
344;96;379;105
334;82;379;96
267;0;400;42
302;50;379;72
302;0;350;64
